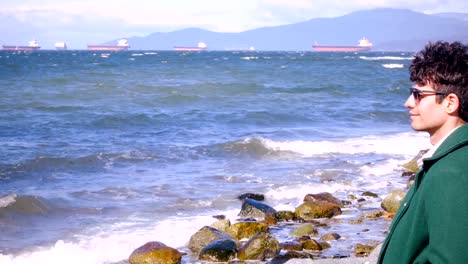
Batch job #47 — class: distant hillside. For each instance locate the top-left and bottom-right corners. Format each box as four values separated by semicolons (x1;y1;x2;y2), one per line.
124;8;468;51
433;12;468;21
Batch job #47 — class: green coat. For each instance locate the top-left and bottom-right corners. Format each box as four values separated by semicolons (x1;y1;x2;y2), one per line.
378;124;468;263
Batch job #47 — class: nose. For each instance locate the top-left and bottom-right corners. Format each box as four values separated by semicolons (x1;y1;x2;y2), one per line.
404;94;415;109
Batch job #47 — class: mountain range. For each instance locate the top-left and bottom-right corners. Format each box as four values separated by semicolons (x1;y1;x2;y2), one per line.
122;8;468;51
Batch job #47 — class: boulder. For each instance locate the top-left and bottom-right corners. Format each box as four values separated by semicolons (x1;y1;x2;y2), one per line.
354;243;377;257
301;239;322;251
238;198;277;219
129;241;181;264
295;201;342;220
361;191;379;198
238;193;265;201
211;219;231;232
226;221;269;240
198;238;237;262
237;231;281;260
280;241;303;251
304;192;343;208
274;210;298;222
402;149;428;173
320;232;341;241
290;223;319;237
188;226;233;253
381;189;407;213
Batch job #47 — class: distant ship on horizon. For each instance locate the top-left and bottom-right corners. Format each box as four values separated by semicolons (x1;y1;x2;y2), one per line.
87;39;129;51
312;37;373;52
2;40;41;51
174;42;207;51
54;42;67;50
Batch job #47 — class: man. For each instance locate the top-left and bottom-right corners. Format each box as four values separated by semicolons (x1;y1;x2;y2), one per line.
378;41;468;263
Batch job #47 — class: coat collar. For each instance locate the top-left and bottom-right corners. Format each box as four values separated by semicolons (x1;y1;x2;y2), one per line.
426;124;468;162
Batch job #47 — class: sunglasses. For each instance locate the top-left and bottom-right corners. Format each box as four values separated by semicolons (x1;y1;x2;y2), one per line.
409;87;448;101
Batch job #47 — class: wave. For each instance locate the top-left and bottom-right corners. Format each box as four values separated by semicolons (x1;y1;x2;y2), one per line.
0;194;50;215
382;64;404;68
0;150;159;179
359;56;412;61
217;132;429;158
0;211;233;264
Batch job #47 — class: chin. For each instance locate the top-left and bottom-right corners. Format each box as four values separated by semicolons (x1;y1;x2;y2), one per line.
410;123;426;132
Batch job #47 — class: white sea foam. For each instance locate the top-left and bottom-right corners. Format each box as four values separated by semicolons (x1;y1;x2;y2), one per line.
0;193;17;208
240;56;259;60
0;211;240;264
359;158;404;177
359;56;412;61
260;132;430;157
382;64;404;68
265;182;355;209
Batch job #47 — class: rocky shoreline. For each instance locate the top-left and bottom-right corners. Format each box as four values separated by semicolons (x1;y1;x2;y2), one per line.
124;153;423;264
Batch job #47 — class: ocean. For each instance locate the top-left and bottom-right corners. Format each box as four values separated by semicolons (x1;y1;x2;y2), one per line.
0;50;430;263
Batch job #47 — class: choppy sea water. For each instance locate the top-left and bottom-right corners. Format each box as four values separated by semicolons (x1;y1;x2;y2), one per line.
0;50;430;263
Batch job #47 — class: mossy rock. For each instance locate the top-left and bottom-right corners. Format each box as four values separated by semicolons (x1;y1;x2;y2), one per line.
199;238;237;262
129;241;181;264
237;231;281;260
226;221;269;240
290;224;319;237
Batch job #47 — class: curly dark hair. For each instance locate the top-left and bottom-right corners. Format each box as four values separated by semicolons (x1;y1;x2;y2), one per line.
409;41;468;121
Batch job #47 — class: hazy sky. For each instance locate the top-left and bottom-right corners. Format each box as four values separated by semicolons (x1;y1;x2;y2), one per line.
1;0;467;48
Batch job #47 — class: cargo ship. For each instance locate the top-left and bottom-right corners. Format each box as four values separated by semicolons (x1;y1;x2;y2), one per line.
174;42;207;51
2;40;41;51
312;37;372;52
87;39;129;51
54;42;67;50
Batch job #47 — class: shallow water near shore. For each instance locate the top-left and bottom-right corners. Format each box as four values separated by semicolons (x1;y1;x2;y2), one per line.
0;50;429;263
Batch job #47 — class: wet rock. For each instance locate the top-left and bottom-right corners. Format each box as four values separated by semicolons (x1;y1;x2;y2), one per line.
361;191;379;198
319;241;331;249
280;241;303;251
238;198;277;220
362;210;384;219
268;251;314;264
354;243;377;257
302;239;322;251
264;214;277;226
188;226;234;253
211;218;231;232
238;193;265;201
304;192;343;208
402;149;428;173
402;160;419;173
320;233;341;241
274;210;298;222
401;171;415;177
295;201;342;220
129;241;181;264
227;221;269;240
290;223;319;237
212;214;226;220
237;231;281;261
381;189;407;213
407;174;416;189
198;238;237;262
294;235;313;243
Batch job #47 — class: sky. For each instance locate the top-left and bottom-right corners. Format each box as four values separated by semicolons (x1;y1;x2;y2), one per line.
1;0;468;49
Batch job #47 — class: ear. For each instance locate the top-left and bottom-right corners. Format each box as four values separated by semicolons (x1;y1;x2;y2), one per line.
444;93;460;115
